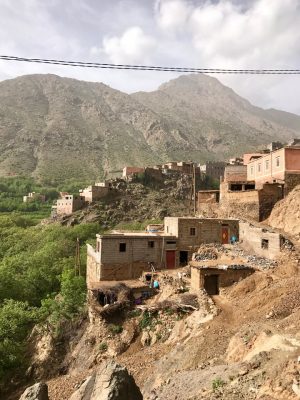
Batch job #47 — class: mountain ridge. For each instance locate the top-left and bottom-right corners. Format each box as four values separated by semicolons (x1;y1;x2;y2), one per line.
0;73;299;183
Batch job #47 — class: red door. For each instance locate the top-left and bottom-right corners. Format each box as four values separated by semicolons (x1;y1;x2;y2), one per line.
221;227;229;244
166;250;176;269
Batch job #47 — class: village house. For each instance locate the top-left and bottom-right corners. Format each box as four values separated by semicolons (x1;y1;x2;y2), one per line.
200;161;226;182
239;221;286;260
122;166;144;179
23;192;46;203
190;263;254;295
53;194;86;215
247;143;300;194
86;217;239;284
79;181;111;203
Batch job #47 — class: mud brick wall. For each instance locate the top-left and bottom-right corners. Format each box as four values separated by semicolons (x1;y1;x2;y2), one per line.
191;267;254;290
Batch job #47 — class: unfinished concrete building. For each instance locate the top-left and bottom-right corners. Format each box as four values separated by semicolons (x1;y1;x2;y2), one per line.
87;217;239;284
87;232;178;282
164;217;239;266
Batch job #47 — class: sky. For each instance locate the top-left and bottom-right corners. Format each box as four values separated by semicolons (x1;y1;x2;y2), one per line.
1;0;300;114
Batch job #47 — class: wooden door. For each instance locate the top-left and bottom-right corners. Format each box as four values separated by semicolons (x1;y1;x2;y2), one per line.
166;250;176;269
221;226;229;244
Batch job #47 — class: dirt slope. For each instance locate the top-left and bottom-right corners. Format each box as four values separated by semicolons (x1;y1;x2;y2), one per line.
268;185;300;242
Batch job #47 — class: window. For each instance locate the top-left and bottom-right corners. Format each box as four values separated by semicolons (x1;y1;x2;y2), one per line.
190;227;196;236
261;239;269;249
166;226;169;233
258;163;261;172
250;166;254;176
148;241;155;248
276;156;280;167
265;160;269;170
119;243;126;252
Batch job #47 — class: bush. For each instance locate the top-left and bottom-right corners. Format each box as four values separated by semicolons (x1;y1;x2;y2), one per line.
108;324;123;335
212;377;225;391
98;342;108;352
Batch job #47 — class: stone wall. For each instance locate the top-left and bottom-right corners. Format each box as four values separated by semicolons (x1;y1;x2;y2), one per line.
239;221;282;259
191;266;254;290
220;182;283;222
284;173;300;195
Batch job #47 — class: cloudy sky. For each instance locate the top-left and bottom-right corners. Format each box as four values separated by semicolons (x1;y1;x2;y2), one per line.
1;0;300;114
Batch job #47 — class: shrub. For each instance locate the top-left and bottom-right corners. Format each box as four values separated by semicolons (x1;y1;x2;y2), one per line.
212;377;225;391
98;342;108;352
108;324;123;335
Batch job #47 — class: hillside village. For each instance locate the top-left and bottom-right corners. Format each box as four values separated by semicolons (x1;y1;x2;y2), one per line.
15;137;300;400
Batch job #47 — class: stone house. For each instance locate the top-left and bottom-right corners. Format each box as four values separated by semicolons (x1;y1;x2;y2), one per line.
86;217;239;284
239;221;285;260
79;182;111;203
54;194;85;215
122;166;144;178
190;263;254;295
220;182;283;221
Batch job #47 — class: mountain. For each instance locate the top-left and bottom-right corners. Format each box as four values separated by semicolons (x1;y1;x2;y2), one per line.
0;73;299;183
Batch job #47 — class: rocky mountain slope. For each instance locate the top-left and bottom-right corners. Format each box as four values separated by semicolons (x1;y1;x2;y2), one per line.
0;73;299;183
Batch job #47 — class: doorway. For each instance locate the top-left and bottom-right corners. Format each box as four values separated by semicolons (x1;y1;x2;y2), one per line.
221;225;229;244
166;250;176;269
204;274;219;295
179;251;188;266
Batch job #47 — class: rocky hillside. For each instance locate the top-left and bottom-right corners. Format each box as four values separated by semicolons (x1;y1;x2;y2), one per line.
268;185;300;242
0;73;299;183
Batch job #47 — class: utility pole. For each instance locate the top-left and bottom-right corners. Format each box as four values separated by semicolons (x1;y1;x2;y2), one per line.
75;237;81;276
193;164;196;216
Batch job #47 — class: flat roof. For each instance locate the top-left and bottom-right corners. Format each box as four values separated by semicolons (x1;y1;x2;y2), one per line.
165;217;239;222
96;232;177;239
88;279;151;290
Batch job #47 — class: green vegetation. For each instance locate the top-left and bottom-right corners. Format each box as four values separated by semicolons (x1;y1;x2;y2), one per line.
0;179;102;385
114;219;163;232
98;342;108;352
108;324;123;335
212;377;225;391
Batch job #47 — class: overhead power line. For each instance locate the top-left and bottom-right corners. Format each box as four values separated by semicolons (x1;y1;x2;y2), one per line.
1;54;300;74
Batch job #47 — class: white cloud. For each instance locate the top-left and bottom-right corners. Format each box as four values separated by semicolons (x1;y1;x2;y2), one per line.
0;0;300;114
98;27;157;64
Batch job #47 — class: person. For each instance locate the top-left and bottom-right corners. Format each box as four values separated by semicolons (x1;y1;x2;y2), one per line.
230;235;237;244
153;280;160;289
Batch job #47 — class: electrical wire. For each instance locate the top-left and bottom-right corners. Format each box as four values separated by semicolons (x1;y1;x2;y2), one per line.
0;55;300;74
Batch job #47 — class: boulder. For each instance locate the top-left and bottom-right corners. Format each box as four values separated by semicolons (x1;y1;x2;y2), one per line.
19;382;49;400
69;360;143;400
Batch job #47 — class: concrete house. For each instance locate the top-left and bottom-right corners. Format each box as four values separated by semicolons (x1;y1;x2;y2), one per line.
247;144;300;193
23;192;46;203
86;217;239;284
164;217;239;266
87;232;178;283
